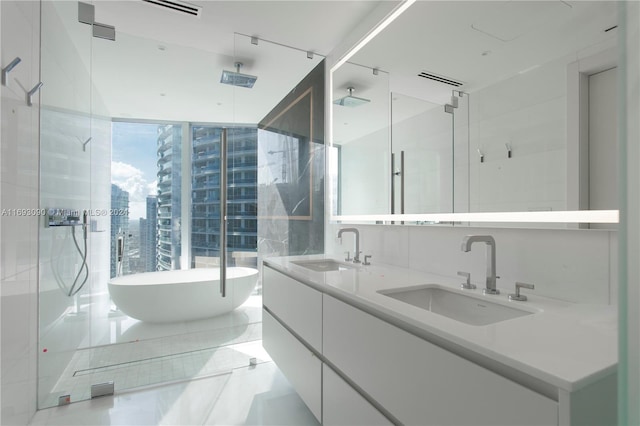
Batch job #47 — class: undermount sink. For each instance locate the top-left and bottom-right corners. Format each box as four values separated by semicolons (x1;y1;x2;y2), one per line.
378;284;535;326
291;259;356;272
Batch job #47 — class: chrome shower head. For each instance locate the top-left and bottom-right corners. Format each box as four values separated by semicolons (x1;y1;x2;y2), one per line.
220;62;257;88
333;87;370;107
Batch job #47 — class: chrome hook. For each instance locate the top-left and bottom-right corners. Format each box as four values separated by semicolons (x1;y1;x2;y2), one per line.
26;82;43;106
81;136;91;151
2;57;21;86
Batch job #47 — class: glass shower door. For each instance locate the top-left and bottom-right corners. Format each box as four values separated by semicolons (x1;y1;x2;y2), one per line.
38;0;96;409
36;9;325;408
391;92;454;215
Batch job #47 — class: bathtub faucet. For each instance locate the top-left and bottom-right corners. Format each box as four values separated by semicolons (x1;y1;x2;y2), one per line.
338;228;360;263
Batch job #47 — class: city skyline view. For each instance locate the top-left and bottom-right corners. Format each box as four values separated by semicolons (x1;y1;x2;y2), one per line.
110;121;259;274
111;121;159;220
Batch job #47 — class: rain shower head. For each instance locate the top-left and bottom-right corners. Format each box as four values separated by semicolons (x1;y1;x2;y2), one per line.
220;62;257;88
333;87;370;107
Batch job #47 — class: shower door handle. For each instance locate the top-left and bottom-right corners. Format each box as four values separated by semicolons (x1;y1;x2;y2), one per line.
220;129;228;297
391;151;405;215
399;150;405;215
391;153;395;214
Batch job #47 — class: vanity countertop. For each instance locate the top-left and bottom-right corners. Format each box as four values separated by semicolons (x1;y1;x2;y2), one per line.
263;255;617;393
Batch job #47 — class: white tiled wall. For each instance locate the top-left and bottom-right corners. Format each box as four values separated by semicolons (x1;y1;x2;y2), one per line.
1;1;41;424
326;222;616;305
339;127;390;215
467;54;570;212
392;101;453;213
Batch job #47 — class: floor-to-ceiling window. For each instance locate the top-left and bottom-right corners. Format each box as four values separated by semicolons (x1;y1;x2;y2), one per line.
191;125;258;268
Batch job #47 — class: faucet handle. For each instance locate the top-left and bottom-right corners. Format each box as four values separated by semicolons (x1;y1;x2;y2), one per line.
509;282;535;301
363;255;372;266
344;251;351;262
458;271;476;290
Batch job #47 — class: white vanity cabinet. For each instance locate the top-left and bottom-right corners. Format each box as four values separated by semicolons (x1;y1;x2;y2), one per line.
323;294;558;426
262;266;322;351
262;266;323;421
262;263;615;426
263;265;391;425
263;310;322;421
323;364;393;426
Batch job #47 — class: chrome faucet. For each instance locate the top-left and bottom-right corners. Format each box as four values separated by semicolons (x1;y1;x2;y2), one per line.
461;235;499;295
338;228;360;263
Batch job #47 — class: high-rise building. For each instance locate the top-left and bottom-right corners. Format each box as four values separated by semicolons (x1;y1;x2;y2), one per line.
142;195;158;271
157;124;182;271
110;184;130;278
155;125;257;270
191;126;258;265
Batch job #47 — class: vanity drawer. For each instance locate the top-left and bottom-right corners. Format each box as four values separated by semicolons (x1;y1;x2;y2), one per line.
262;309;322;422
263;266;322;351
323;294;558;426
323;364;392;426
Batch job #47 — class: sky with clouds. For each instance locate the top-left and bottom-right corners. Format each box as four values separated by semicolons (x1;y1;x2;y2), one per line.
111;122;159;220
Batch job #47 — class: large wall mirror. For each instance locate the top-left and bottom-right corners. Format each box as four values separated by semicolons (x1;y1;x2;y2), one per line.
330;0;619;226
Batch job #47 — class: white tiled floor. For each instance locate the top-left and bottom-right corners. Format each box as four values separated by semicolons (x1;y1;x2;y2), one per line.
41;334;269;408
40;295;266;409
30;361;319;426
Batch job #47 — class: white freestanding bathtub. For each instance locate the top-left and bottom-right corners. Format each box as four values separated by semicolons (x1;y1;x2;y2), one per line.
108;267;258;323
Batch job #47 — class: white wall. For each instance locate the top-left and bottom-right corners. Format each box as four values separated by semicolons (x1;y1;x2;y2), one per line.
1;1;41;424
467;54;569;213
326;223;616;305
621;1;640;423
392;104;453;213
340;127;390;215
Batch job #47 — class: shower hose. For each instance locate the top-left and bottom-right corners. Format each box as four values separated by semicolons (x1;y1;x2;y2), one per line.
51;212;89;297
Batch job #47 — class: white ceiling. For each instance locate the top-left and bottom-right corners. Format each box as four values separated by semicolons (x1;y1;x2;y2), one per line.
332;0;618;144
50;0;384;123
350;0;617;102
46;1;618;127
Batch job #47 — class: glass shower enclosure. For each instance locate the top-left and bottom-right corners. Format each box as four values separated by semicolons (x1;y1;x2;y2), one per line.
37;0;323;408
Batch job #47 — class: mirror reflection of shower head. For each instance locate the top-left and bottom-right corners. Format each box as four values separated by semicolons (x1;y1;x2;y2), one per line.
220;62;257;88
333;87;371;107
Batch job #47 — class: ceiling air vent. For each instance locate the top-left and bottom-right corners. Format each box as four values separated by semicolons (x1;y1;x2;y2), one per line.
142;0;202;17
417;71;464;87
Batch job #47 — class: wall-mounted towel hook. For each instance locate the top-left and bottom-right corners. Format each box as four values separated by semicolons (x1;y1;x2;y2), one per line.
80;137;92;152
26;82;43;106
477;148;485;163
2;57;22;86
505;143;512;158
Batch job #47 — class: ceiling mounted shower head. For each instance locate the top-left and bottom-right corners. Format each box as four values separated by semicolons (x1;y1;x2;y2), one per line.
220;62;257;88
333;87;370;107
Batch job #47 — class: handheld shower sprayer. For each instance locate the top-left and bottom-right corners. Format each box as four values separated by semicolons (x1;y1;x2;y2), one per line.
47;208;89;297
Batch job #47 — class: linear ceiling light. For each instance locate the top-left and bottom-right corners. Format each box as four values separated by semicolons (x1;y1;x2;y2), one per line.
331;0;416;73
